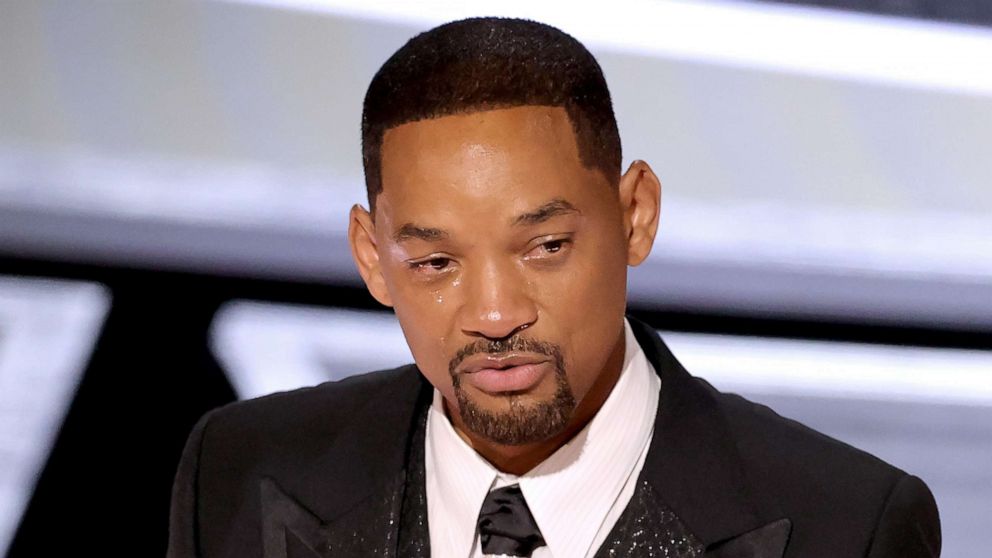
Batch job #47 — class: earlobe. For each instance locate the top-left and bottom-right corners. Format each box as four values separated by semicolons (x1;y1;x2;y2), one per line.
619;160;662;267
348;204;394;307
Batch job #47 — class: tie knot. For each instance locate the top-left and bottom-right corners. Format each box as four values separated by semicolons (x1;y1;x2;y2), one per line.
477;484;546;557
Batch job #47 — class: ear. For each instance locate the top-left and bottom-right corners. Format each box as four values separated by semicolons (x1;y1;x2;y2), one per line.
348;204;394;307
618;160;661;266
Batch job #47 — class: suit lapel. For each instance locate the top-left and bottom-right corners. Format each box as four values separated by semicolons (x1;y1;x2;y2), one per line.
261;477;327;557
258;367;434;558
628;317;791;557
260;473;408;558
706;519;792;558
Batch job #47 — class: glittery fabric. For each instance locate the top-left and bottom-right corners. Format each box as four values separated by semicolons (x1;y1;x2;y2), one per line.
320;387;432;557
594;480;704;558
260;470;402;557
318;473;404;557
396;401;431;558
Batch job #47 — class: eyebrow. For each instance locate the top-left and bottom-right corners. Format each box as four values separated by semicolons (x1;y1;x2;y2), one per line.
511;198;580;227
393;223;449;243
392;198;580;243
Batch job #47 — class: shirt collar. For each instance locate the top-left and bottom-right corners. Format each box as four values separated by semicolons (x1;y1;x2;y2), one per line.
425;388;498;557
425;318;661;557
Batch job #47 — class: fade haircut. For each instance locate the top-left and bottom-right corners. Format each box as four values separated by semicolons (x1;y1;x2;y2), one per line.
361;17;622;213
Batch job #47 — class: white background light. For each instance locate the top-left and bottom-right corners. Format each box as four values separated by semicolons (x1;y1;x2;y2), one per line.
236;0;992;95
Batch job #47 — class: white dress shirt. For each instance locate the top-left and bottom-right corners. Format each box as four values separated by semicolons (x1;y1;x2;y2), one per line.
425;319;662;558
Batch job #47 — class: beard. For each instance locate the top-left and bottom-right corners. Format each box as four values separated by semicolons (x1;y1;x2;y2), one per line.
449;336;577;446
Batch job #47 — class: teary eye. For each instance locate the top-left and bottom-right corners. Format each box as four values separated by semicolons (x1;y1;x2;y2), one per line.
524;235;573;261
411;257;452;272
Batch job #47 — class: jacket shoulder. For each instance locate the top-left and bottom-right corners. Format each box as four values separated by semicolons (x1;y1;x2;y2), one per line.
708;384;939;555
713;386;906;482
170;365;425;557
203;364;421;448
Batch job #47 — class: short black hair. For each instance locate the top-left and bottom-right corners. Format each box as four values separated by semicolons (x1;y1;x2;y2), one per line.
361;17;622;212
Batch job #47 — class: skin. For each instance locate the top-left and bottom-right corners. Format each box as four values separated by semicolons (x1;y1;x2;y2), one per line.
349;105;661;474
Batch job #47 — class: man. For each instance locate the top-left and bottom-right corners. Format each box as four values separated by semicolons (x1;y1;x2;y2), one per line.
168;17;940;558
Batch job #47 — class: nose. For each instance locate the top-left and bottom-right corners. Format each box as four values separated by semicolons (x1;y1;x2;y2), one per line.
459;259;538;340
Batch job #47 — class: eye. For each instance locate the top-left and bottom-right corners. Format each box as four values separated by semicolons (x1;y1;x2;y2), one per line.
409;256;453;274
525;236;572;260
541;239;566;254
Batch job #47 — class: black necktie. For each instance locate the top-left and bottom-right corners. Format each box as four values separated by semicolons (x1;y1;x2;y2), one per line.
477;484;547;557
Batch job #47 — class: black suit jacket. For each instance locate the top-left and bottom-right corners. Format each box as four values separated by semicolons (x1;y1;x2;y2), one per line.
168;317;940;557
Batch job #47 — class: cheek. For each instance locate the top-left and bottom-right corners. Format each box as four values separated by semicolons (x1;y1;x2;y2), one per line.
534;233;627;321
388;274;461;393
394;305;453;390
532;235;628;395
382;259;448;317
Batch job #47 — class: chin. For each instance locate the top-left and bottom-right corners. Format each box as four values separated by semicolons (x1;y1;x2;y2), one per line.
454;380;577;446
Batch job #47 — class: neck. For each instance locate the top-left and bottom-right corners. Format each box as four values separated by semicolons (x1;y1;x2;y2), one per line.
446;328;627;475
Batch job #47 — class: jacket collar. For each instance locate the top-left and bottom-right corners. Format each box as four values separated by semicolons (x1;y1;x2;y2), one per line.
628;315;788;550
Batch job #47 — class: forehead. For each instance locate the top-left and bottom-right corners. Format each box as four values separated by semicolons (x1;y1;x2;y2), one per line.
377;105;606;221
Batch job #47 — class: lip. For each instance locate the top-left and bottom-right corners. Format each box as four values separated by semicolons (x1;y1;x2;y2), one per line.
458;353;552;394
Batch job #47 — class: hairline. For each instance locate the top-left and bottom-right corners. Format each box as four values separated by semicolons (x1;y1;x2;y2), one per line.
367;102;619;216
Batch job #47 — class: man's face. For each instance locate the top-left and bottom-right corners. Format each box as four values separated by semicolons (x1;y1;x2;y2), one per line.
352;105;654;446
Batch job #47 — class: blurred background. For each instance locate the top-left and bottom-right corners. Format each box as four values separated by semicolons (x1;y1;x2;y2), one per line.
1;0;990;555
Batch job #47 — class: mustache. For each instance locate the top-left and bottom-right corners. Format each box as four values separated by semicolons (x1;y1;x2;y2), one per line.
448;336;563;377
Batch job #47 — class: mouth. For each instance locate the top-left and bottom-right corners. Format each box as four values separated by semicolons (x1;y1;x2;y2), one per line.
458;353;552;394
